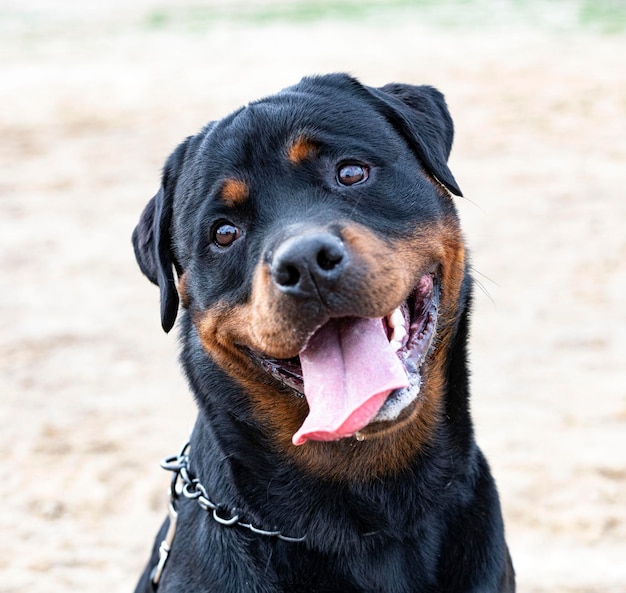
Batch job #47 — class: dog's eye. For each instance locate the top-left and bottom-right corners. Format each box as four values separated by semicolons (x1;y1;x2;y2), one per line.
212;222;241;248
337;163;369;186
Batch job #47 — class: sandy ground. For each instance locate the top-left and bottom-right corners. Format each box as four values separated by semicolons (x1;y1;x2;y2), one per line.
1;2;625;592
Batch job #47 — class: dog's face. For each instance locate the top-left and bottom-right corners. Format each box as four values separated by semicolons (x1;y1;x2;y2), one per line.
134;74;467;478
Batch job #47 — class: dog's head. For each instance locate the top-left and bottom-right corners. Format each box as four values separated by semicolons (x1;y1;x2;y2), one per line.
133;74;468;477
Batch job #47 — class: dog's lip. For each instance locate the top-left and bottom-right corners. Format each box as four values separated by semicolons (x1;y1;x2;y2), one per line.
250;351;304;393
370;274;439;426
246;273;440;427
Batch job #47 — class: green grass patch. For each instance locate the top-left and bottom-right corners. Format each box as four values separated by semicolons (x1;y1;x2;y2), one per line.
143;0;626;33
145;0;439;29
579;0;626;33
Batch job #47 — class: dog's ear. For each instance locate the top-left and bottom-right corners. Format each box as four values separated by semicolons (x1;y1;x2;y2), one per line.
132;138;191;332
368;83;462;197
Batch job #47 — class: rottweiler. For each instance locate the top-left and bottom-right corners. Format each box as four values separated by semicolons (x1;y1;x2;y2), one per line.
132;73;515;592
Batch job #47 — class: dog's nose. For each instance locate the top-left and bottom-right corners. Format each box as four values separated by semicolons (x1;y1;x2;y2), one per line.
271;233;347;298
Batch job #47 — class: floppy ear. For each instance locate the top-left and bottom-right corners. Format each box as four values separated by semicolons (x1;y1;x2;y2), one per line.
132;138;190;332
368;83;462;197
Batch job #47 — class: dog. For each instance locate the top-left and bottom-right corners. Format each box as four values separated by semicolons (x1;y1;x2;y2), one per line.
132;73;515;592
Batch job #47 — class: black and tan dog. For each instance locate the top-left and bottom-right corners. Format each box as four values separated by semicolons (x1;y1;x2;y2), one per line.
132;73;514;592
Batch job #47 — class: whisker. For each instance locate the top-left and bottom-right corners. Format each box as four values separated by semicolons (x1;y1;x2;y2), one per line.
470;267;496;305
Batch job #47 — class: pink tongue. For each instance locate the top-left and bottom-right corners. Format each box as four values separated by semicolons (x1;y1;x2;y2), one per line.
292;317;409;446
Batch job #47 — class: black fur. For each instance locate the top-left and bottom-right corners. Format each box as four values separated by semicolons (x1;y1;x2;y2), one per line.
132;73;514;592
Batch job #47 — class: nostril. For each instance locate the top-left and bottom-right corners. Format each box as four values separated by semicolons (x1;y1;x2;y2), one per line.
316;246;343;271
275;264;301;287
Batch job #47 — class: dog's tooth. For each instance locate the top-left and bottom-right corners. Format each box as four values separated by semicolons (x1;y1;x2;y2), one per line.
392;325;406;344
389;308;405;330
390;339;402;352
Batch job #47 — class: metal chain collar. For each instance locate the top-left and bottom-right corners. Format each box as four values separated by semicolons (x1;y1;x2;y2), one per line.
151;440;306;587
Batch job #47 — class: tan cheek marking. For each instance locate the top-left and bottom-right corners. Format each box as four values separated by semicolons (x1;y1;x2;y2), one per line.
193;301;279;406
340;225;417;316
178;272;190;309
247;263;326;359
287;136;318;164
220;179;249;207
192;302;310;450
248;265;283;352
390;221;467;392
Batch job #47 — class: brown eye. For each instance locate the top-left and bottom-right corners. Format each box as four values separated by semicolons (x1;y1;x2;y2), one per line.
337;163;369;186
212;222;241;247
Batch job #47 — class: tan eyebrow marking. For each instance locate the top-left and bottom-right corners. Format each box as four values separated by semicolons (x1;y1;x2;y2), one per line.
287;136;319;164
220;179;249;207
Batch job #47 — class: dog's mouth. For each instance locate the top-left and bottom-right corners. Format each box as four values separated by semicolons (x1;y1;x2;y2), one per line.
248;273;439;445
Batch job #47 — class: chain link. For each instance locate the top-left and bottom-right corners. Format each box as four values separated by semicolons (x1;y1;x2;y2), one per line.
160;441;306;543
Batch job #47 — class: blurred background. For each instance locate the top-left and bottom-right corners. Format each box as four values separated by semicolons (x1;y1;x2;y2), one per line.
1;1;625;591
